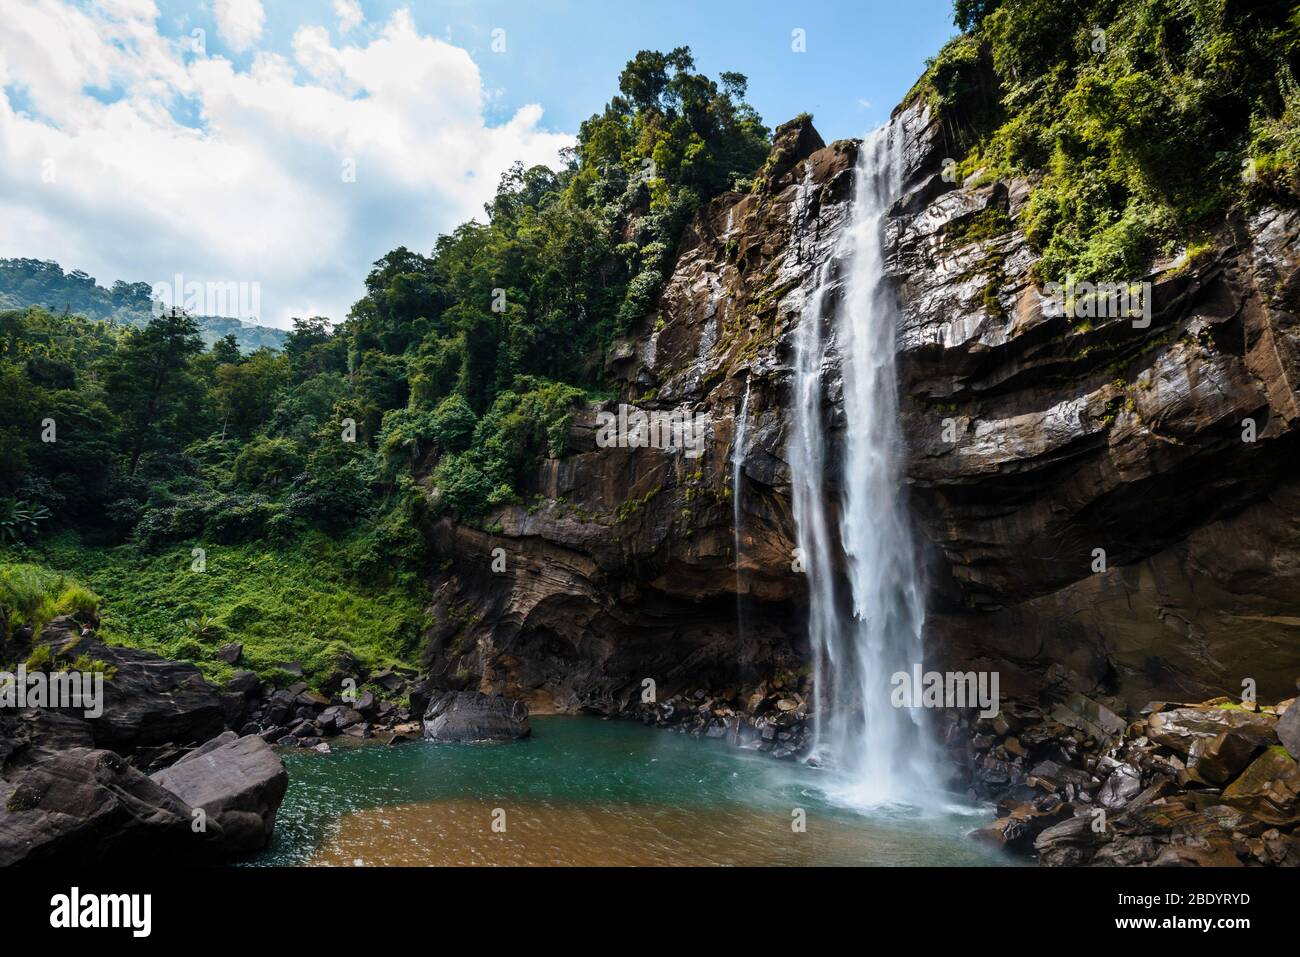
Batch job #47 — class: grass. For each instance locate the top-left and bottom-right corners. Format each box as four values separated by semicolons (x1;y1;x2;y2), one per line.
2;531;428;690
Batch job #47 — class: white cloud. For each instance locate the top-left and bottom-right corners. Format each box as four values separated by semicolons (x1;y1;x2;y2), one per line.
213;0;265;52
0;2;573;327
334;0;364;33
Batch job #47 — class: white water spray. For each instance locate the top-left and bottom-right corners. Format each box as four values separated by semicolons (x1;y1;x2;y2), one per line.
732;379;752;629
789;123;939;807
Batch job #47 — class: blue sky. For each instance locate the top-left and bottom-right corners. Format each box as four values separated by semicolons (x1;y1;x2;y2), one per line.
153;0;959;142
1;0;958;326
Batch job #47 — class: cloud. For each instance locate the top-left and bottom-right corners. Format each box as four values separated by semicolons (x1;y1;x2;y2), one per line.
0;2;573;327
213;0;265;52
334;0;364;34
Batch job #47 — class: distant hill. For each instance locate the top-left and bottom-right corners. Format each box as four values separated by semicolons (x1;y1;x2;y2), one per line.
0;258;288;353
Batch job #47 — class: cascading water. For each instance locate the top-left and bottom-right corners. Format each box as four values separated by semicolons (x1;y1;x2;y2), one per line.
732;379;752;632
789;123;940;807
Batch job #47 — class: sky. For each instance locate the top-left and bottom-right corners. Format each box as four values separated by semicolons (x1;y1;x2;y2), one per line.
0;0;957;328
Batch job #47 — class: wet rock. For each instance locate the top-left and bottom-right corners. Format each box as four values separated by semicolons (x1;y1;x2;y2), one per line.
216;642;243;665
972;801;1068;851
422;691;531;743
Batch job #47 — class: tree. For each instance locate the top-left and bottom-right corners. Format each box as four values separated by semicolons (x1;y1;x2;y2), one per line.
101;313;206;475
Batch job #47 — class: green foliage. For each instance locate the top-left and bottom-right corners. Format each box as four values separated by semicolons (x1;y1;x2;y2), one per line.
927;0;1300;283
233;437;304;490
0;562;84;634
430;379;586;521
7;534;425;686
182;612;223;642
53;582;100;619
428;393;478;453
0;499;50;544
0;51;773;684
0;258;287;352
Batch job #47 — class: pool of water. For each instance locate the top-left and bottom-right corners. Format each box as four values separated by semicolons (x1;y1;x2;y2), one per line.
249;716;1018;866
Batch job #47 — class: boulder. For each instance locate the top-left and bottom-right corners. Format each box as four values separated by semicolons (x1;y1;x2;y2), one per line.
41;620;225;751
226;670;260;698
1050;694;1126;743
423;691;531;742
295;689;330;709
1277;699;1300;760
0;747;197;865
370;668;405;693
1194;730;1264;785
1034;814;1108;867
150;734;288;855
216;642;243;665
319;706;363;731
1097;763;1142;809
1146;706;1277;757
1221;749;1300;827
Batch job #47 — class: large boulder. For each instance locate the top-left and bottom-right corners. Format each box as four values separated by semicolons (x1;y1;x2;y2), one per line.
0;748;197;866
423;691;531;743
1221;749;1300;827
1146;706;1277;758
150;733;288;855
41;619;226;751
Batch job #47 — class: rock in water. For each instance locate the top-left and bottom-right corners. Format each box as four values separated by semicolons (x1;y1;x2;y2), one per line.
423;691;531;742
150;733;288;855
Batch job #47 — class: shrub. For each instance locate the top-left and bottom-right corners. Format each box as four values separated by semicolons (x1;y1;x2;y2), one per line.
428;393;477;453
54;583;100;619
233;438;304;490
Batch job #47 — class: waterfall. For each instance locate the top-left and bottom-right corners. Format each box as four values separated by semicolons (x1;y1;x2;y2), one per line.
789;123;939;807
732;379;752;630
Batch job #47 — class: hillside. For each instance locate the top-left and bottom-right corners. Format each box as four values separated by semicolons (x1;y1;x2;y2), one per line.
0;258;287;353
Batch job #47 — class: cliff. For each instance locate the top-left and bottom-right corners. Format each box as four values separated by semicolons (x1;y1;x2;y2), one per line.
419;102;1300;722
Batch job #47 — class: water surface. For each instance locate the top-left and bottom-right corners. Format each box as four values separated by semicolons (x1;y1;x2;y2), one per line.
251;716;1015;866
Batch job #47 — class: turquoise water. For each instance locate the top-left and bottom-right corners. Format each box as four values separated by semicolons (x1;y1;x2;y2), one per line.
250;716;1016;866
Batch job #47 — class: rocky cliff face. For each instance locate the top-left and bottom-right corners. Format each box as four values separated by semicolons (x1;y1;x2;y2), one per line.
419;103;1300;745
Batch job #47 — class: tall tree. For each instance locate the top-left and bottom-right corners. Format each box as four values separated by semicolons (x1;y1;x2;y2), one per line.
102;312;206;474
